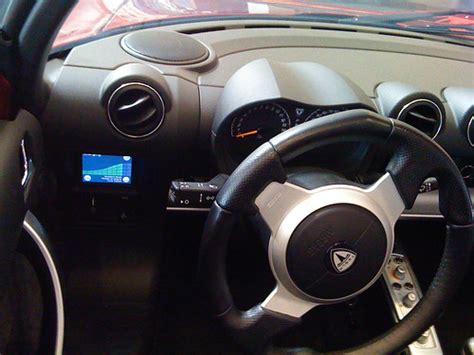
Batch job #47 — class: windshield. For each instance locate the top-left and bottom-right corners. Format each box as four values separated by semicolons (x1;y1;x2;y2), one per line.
54;0;474;49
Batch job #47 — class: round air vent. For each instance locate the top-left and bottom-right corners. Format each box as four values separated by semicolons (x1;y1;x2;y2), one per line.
397;99;443;139
107;83;165;138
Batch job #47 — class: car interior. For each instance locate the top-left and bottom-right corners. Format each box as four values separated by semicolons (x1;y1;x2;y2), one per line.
0;0;473;354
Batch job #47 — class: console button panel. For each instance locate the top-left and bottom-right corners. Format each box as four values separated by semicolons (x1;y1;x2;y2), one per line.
383;253;442;354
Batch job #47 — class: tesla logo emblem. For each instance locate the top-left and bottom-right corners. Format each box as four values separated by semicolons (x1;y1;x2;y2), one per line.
330;248;357;273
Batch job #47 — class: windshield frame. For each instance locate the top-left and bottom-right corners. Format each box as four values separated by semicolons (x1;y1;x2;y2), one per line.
51;12;474;56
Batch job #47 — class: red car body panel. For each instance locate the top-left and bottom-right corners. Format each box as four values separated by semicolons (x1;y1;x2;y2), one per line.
53;0;473;48
397;13;474;39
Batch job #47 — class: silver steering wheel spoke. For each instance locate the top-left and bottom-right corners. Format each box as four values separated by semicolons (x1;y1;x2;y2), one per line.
256;172;405;242
255;181;310;236
262;283;319;318
366;172;406;228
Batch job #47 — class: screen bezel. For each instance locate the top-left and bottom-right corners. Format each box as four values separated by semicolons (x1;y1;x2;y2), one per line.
81;153;135;187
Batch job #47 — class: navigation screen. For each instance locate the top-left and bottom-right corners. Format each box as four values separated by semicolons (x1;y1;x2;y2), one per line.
82;154;132;185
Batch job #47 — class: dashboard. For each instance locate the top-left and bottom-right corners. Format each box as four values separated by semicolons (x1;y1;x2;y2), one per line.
41;19;474;221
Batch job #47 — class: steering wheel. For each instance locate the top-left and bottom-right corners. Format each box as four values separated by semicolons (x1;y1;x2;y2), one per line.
199;109;473;353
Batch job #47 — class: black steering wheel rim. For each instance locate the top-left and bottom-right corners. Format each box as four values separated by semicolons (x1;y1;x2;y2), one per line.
199;109;473;354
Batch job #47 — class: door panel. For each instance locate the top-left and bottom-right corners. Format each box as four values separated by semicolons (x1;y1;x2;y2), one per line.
0;110;43;296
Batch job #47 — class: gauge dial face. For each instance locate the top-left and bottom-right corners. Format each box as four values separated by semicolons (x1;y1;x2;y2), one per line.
230;103;291;156
295;107;345;125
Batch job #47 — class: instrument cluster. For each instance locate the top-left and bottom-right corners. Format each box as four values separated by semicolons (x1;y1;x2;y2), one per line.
229;100;360;158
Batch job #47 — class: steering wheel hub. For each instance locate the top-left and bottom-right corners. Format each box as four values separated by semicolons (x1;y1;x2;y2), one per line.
286;203;387;299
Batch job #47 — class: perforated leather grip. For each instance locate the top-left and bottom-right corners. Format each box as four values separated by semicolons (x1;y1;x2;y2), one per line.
270;109;393;162
216;142;286;214
386;120;472;225
198;203;300;353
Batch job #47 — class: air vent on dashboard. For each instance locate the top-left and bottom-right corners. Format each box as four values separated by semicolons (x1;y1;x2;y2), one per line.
397;99;443;138
107;83;165;138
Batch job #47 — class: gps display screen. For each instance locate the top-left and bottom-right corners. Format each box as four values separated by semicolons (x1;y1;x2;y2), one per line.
82;154;132;185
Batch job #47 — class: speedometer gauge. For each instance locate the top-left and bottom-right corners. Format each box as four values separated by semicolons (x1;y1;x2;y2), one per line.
295;107;345;125
230;103;290;156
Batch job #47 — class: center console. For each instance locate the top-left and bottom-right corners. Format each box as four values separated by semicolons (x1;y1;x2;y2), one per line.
383;253;443;354
70;153;143;226
55;151;170;228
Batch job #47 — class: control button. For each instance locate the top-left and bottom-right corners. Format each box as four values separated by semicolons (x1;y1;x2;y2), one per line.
404;282;414;290
461;165;474;180
394;265;407;280
403;292;417;308
168;174;227;209
417;330;430;345
419;177;439;193
392;282;402;291
90;196;97;214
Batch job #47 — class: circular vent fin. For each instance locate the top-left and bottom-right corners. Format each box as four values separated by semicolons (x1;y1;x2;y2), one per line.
107;83;165;138
397;99;443;138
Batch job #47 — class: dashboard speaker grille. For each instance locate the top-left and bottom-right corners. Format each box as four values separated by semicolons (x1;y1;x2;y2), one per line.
122;31;209;65
107;83;165;138
397;99;443;139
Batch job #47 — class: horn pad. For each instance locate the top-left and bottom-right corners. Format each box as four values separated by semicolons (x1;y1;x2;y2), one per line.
286;204;387;300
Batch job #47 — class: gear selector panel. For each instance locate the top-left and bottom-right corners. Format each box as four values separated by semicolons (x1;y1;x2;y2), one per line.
383;254;443;354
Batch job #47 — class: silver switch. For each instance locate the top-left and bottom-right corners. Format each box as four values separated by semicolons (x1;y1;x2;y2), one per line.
403;292;417;308
417;330;431;345
394;265;407;280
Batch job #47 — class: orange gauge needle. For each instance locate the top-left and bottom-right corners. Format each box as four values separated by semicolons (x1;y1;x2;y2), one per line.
235;129;259;138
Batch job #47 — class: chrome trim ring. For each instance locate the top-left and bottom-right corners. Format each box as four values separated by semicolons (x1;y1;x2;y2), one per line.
20;138;30;187
396;98;443;139
467;116;474;147
400;213;444;220
166;206;212;212
23;211;64;355
106;82;165;139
